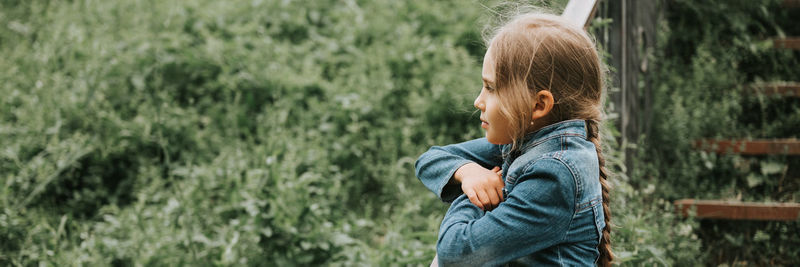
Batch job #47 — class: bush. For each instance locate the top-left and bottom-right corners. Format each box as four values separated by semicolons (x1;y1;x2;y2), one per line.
0;0;483;265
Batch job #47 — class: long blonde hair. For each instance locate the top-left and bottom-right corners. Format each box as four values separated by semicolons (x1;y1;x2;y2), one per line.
485;13;613;266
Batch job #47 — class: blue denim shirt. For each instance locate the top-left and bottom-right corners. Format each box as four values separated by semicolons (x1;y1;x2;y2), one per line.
415;120;605;266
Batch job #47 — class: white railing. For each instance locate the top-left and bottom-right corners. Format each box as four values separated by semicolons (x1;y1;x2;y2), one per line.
562;0;599;28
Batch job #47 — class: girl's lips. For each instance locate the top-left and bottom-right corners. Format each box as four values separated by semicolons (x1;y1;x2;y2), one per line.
481;121;489;129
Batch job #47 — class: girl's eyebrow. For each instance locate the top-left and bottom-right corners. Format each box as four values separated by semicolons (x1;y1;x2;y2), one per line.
482;77;494;85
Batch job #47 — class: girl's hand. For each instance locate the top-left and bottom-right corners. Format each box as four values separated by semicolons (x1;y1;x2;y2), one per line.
453;163;504;211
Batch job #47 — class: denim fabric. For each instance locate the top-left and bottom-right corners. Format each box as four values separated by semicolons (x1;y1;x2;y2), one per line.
415;119;605;266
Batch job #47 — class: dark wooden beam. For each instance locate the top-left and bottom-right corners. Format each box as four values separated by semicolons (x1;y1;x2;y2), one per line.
749;82;800;97
693;139;800;155
675;199;800;221
599;0;661;177
782;0;800;8
774;37;800;50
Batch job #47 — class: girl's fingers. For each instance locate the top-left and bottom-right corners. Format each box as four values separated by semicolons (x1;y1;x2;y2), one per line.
487;189;500;210
477;190;491;211
496;186;505;202
492;167;504;202
465;190;483;210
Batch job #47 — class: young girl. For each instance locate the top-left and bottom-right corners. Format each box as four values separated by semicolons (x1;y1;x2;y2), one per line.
415;13;613;266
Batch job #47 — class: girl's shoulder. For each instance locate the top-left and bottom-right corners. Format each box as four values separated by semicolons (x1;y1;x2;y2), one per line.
506;132;599;189
507;120;599;176
515;130;596;164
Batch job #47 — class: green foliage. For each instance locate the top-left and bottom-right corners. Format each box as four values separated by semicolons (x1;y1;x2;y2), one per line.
648;0;800;199
0;0;487;265
611;182;702;266
595;120;702;266
643;0;800;264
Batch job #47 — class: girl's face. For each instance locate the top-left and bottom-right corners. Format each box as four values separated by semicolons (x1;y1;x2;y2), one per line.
474;48;513;144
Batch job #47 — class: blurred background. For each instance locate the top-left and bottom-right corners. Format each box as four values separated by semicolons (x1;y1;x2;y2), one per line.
1;0;798;265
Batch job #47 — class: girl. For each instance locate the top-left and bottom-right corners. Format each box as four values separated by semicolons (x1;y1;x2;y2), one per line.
415;13;612;266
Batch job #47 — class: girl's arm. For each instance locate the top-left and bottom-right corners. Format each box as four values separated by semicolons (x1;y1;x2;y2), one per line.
415;138;504;203
435;158;575;265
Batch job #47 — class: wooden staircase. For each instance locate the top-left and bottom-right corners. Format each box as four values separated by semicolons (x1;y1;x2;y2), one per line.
748;82;800;97
783;0;800;8
693;139;800;156
675;1;800;221
774;37;800;50
675;199;800;221
677;137;800;220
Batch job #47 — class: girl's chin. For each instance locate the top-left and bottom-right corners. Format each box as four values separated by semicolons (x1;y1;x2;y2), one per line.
485;134;512;145
486;135;507;145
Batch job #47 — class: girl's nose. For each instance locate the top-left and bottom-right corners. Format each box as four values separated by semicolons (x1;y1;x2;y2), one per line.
474;94;484;110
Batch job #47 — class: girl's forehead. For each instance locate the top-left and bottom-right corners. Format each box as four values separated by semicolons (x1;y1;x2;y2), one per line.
482;57;495;82
482;46;495;80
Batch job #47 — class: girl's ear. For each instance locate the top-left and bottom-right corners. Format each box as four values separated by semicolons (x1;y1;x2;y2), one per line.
531;90;554;121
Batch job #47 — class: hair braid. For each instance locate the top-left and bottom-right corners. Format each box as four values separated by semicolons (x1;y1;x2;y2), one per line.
586;119;613;266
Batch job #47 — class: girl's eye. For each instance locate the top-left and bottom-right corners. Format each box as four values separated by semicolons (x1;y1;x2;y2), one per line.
485;86;495;92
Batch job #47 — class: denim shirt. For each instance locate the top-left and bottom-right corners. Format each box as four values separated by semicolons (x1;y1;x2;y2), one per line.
415;119;605;266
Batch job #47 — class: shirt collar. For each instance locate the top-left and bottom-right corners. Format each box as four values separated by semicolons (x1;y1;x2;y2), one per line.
504;119;588;156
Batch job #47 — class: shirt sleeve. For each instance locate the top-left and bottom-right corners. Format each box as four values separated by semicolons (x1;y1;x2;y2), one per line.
415;138;504;202
434;158;575;266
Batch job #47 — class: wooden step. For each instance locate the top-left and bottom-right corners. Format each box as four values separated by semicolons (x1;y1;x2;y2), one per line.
675;199;800;221
694;139;800;155
749;82;800;97
774;37;800;50
782;0;800;8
